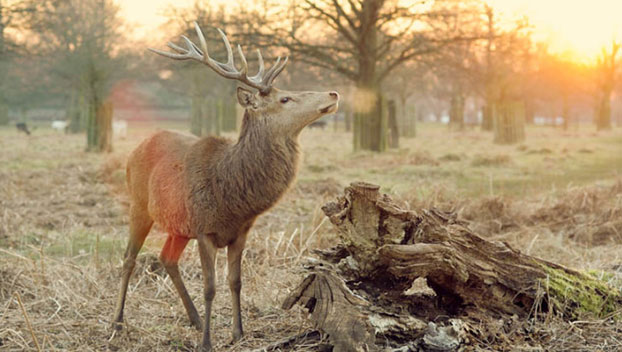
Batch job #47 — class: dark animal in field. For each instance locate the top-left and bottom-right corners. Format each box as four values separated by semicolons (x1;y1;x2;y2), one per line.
112;22;339;351
16;122;31;135
308;120;327;129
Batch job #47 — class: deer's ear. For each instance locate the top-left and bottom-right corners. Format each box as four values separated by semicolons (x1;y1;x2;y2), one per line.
237;87;257;108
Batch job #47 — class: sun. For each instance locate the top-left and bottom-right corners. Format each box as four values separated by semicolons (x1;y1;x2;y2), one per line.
491;0;621;61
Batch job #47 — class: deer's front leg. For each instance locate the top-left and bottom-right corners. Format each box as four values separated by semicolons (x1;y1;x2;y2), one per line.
197;234;217;352
227;232;248;343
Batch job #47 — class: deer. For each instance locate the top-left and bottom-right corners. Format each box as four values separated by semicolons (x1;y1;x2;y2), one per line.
111;22;339;351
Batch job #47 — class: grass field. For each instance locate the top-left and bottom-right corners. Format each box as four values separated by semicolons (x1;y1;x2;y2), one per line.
1;121;621;351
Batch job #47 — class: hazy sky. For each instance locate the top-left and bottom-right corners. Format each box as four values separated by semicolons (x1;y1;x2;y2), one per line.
119;0;622;61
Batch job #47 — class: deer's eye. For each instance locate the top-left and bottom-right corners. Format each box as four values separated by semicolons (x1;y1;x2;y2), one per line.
280;97;291;104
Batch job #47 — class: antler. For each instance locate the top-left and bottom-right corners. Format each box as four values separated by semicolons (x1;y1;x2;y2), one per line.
149;22;288;95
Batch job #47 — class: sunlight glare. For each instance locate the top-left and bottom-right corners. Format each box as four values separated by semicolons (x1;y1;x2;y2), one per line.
492;0;621;61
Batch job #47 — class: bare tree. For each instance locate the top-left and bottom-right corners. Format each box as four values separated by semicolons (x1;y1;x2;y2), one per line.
477;5;531;132
0;0;34;125
383;62;423;137
594;40;620;130
259;0;473;151
27;0;126;151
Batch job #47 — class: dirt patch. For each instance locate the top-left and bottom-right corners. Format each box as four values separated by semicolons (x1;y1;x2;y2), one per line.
295;178;343;198
471;154;513;167
526;147;554;154
439;153;463;162
408;150;439;166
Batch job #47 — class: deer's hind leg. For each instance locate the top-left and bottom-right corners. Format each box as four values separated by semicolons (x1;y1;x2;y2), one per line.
227;228;249;343
112;206;153;330
160;234;202;330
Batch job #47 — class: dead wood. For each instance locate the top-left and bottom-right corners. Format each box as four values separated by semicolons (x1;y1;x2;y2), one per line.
282;269;377;351
252;330;322;351
284;182;622;351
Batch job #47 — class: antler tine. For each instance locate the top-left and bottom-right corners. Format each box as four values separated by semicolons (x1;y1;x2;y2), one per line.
260;56;288;87
167;41;188;54
194;21;209;59
248;49;265;83
237;45;248;75
150;23;287;93
261;56;281;82
149;39;193;59
270;56;288;83
148;47;185;60
256;50;265;75
216;28;236;69
180;36;204;60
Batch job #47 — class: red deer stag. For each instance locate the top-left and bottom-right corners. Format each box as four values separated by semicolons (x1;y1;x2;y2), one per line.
111;22;339;351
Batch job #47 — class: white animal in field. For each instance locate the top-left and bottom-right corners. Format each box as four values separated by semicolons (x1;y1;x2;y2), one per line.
51;120;69;132
113;120;128;139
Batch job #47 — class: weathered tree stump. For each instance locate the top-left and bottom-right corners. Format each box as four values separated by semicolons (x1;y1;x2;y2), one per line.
283;182;622;351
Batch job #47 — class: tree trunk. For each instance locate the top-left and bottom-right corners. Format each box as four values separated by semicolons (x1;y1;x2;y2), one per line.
494;100;525;144
202;98;223;136
562;94;570;130
524;97;535;124
0;103;8;125
344;108;352;132
399;96;416;138
190;95;203;137
284;182;622;351
387;99;399;148
214;98;223;136
0;8;9;126
222;96;236;132
482;101;494;131
66;89;84;133
482;6;495;132
449;93;465;131
86;101;113;152
353;88;387;152
352;2;386;152
595;92;612;130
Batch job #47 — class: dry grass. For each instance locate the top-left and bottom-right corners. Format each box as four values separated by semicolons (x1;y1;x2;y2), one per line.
1;122;622;351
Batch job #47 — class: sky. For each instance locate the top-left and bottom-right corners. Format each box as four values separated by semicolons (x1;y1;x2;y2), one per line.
119;0;622;61
490;0;621;60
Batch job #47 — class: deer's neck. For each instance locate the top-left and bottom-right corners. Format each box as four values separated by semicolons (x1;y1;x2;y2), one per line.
232;110;300;182
223;110;299;213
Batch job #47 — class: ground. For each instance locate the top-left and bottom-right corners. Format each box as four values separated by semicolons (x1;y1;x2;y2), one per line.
0;121;621;351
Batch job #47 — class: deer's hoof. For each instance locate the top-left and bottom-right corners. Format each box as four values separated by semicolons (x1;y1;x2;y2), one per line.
229;330;243;344
111;321;124;331
191;320;203;332
198;344;212;352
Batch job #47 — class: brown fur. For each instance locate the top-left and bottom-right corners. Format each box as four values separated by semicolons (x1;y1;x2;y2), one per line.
112;86;339;351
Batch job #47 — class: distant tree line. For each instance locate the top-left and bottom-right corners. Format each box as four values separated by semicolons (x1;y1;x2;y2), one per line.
0;0;620;152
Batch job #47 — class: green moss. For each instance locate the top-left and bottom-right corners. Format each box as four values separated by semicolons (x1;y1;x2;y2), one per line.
540;264;622;317
587;269;616;282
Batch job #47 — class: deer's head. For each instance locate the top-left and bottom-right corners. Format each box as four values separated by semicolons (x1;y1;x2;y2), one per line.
150;22;339;137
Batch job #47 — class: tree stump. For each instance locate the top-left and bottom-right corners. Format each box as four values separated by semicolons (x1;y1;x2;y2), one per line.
284;182;622;351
